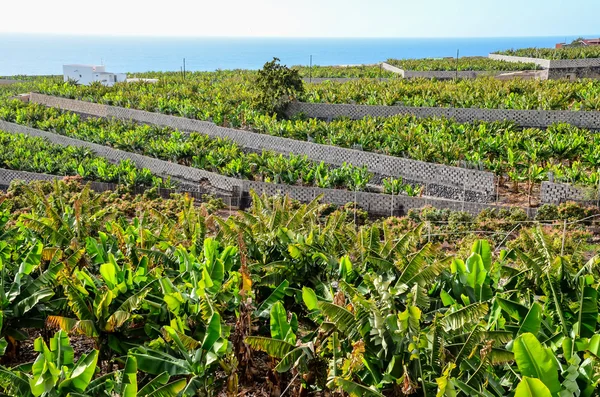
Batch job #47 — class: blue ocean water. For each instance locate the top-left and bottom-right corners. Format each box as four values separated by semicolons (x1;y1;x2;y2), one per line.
0;34;592;76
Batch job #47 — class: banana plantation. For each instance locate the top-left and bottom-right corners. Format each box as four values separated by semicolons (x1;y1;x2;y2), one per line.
0;178;596;396
0;56;600;396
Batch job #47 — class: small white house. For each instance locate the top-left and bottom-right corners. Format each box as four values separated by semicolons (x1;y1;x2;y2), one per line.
63;64;126;86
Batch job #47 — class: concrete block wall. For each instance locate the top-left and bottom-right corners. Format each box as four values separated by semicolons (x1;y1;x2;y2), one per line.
0;166;532;218
381;63;404;76
540;181;597;204
489;54;600;80
243;180;535;217
303;78;392;83
490;54;600;69
286;101;600;130
0;120;243;193
489;54;552;69
381;62;528;80
0;119;502;215
0;169;61;185
29;93;495;200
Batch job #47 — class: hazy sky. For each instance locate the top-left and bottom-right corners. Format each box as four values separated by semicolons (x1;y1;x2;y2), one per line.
2;0;598;37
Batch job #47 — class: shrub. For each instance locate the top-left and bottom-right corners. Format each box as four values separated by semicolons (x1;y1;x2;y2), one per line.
535;204;559;222
254;57;304;117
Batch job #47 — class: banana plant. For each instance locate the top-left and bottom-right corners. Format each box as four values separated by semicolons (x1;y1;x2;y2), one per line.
131;316;230;396
47;252;157;359
0;241;61;359
0;330;99;397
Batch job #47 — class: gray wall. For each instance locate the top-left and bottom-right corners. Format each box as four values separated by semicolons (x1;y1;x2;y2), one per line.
244;180;537;217
489;53;600;69
0;119;242;193
0;164;533;218
540;181;598;204
489;54;600;80
286;101;600;130
0;169;60;185
0;121;534;217
381;62;529;80
29;93;496;201
303;78;392;83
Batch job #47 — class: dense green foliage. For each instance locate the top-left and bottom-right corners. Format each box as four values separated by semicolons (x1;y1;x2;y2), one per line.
32;71;600;116
12;73;600;192
0;180;597;396
0;101;375;191
496;46;600;59
0;130;167;187
293;64;398;78
387;57;540;71
303;77;600;110
254;58;304;116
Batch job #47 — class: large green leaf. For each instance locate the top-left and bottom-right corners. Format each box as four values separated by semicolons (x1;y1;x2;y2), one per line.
201;312;221;352
133;350;190;376
496;297;529;322
245;336;295;359
302;287;319;311
513;333;560;396
577;286;598;338
270;301;295;344
24;262;65;296
99;261;119;290
144;378;187;397
120;355;137;397
204;239;224;290
471;240;492;271
514;377;552;397
332;378;385;397
254;280;289;318
517;302;542;336
13;288;54;317
442;303;488;331
58;350;99;393
318;301;358;339
466;253;486;289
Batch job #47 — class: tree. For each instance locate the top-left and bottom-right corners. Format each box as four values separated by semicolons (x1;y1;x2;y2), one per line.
254;57;304;117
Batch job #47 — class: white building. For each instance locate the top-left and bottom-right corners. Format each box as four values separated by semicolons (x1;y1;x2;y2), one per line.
63;64;127;86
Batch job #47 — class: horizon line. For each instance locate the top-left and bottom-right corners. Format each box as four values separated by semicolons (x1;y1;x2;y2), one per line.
1;32;599;40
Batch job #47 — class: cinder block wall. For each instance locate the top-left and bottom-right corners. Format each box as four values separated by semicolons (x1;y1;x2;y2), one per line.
381;62;529;80
489;54;600;80
0;164;533;217
286;101;600;129
540;181;597;204
29;93;496;201
0;120;243;193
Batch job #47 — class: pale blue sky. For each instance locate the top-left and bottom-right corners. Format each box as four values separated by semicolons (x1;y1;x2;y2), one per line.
2;0;599;37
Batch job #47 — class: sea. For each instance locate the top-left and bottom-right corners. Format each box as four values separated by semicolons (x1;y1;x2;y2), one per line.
0;34;594;76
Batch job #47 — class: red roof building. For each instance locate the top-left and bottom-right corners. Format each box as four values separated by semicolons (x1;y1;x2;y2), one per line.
556;38;600;48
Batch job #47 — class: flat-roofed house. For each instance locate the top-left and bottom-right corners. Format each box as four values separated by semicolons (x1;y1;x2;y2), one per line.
63;64;126;86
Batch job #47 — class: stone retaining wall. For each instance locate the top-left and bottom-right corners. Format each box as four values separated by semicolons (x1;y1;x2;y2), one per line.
540;181;598;204
0;119;490;214
0;164;532;217
489;53;600;69
303;78;392;83
244;180;535;217
0;168;234;204
29;93;495;201
0;169;60;185
489;54;600;80
381;62;527;80
0;120;242;193
286;101;600;130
